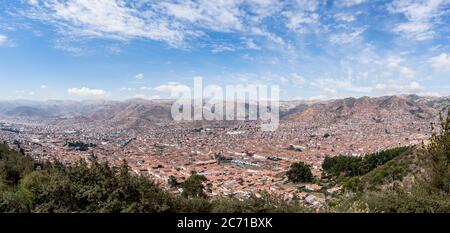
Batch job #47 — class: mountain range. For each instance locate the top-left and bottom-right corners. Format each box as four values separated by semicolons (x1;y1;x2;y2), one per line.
1;95;449;128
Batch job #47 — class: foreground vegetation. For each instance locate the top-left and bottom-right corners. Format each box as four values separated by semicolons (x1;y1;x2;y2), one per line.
326;110;450;213
0;143;308;213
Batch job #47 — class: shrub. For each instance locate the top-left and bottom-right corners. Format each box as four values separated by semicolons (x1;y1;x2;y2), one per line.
287;162;313;183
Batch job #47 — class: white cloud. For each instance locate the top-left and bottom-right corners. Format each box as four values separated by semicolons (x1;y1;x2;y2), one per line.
53;39;87;56
338;0;367;7
282;1;320;33
211;44;236;53
135;73;144;80
386;56;416;79
40;85;47;89
334;13;356;22
283;11;320;31
373;80;424;95
390;0;446;21
291;73;306;86
67;87;108;97
250;27;285;44
23;0;186;46
158;0;283;34
28;0;39;6
243;38;260;50
389;0;448;41
310;78;373;94
393;21;434;41
408;81;421;90
159;0;244;32
0;34;7;45
140;86;152;91
329;28;365;44
132;94;160;100
154;82;190;95
308;95;328;101
429;53;450;71
120;87;135;91
21;0;286;48
398;66;416;79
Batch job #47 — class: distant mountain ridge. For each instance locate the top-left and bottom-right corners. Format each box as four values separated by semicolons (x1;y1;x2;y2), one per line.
282;95;450;125
1;95;449;127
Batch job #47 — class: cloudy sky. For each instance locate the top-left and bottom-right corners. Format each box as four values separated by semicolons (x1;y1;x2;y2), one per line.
0;0;449;100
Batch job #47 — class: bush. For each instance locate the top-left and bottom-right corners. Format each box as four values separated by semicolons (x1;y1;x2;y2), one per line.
0;144;34;185
343;177;363;193
368;160;407;187
287;162;313;183
181;173;207;198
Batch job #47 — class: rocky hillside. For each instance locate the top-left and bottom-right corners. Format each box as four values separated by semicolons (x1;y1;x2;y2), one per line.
282;95;450;124
1;95;449;128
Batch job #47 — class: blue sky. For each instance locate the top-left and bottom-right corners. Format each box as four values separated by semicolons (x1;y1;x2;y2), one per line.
0;0;449;101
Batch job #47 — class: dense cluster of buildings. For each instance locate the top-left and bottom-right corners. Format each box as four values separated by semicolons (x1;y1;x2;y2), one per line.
0;111;434;207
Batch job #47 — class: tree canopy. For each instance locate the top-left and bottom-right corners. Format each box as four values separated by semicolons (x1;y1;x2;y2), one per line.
287;162;313;183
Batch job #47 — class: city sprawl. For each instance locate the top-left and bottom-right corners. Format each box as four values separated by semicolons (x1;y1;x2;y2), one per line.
0;95;448;207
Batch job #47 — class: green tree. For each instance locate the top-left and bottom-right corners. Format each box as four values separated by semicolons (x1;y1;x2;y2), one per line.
322;146;410;178
343;177;363;193
181;173;207;198
0;143;34;185
287;162;313;183
424;109;450;193
168;175;179;188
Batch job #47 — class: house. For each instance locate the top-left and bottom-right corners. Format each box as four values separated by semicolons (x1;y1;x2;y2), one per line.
305;184;322;191
289;144;306;152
